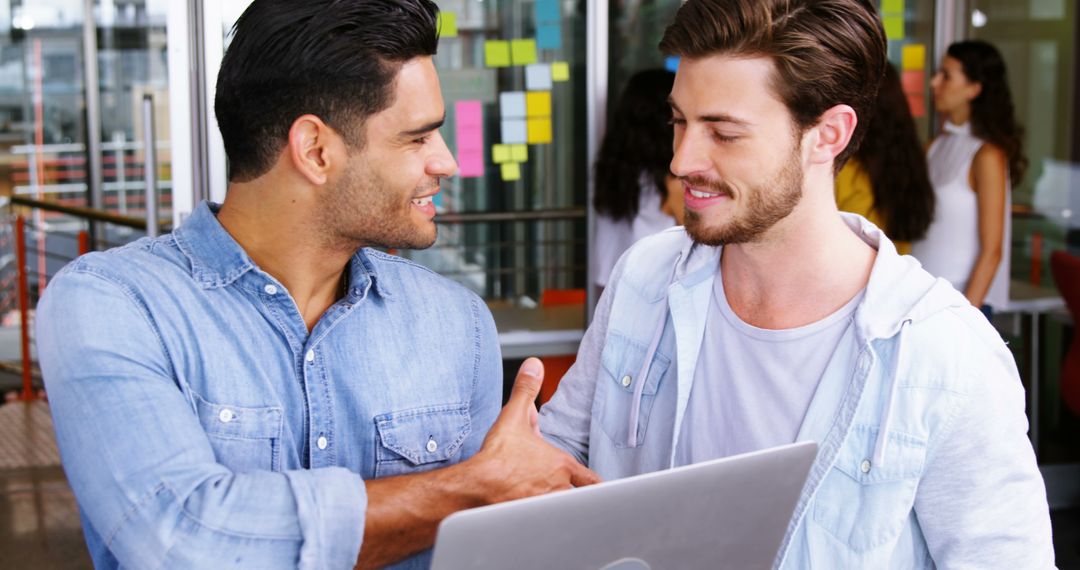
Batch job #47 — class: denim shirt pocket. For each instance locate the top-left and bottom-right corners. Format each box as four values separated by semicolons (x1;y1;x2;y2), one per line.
374;403;472;478
193;393;284;473
596;331;672;448
810;424;927;554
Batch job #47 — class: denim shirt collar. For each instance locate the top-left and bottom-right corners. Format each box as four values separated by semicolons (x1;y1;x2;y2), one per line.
173;201;391;300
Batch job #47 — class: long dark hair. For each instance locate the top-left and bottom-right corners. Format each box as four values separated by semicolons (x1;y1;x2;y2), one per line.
594;69;676;221
947;40;1027;187
857;63;934;242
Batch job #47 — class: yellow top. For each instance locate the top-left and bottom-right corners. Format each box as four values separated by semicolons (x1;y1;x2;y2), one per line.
835;158;911;255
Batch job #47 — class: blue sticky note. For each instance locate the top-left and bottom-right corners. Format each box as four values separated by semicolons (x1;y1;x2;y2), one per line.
535;0;560;23
537;24;562;50
665;56;680;72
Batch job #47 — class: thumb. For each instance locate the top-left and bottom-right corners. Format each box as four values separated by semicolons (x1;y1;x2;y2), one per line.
506;357;545;411
569;463;603;487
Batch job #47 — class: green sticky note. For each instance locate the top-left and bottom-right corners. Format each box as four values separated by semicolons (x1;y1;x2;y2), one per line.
882;0;905;14
492;144;511;164
510;144;528;162
501;162;521;181
883;16;905;40
511;39;538;65
485;40;511;67
551;61;570;82
437;12;458;38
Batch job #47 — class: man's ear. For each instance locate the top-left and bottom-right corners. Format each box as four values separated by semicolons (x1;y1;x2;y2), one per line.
287;114;344;186
805;104;858;167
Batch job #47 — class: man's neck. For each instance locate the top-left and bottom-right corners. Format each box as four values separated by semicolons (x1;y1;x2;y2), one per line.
719;182;876;330
216;179;356;332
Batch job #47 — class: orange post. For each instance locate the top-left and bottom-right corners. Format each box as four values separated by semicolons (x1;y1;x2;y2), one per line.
15;217;34;400
78;230;90;255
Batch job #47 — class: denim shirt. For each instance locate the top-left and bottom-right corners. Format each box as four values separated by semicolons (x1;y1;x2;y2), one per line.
36;202;502;569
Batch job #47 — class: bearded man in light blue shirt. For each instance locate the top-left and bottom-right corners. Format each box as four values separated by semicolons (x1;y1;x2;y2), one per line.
540;0;1054;567
36;1;598;568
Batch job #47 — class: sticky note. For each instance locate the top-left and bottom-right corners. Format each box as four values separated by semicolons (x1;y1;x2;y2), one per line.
501;119;528;144
535;0;561;23
552;61;570;82
485;40;511;67
511;39;538;65
665;56;680;72
906;93;926;118
499;91;527;119
526;64;553;91
456;100;483;128
537;24;562;50
501;162;521;181
882;0;905;14
526;91;552;118
901;70;924;94
437;12;458;38
492;144;511;163
902;44;925;71
526;117;552;144
883;16;904;40
457;126;483;153
457;152;484;178
510;144;528;162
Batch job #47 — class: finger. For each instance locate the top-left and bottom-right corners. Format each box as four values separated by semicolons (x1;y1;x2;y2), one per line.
569;463;603;487
506;357;545;411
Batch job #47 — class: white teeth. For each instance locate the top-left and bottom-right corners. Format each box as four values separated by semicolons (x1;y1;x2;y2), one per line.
689;189;714;199
412;197;432;206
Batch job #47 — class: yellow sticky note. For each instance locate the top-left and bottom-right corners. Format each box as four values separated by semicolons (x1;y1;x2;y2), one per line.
501;162;521;181
526;117;552;144
883;16;905;40
510;144;528;162
552;61;570;82
437;12;458;37
882;0;905;14
902;44;925;71
485;41;511;67
511;39;538;65
492;144;511;164
525;91;552;118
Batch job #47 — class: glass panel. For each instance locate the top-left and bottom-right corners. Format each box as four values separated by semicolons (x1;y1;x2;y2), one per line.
878;0;937;143
966;0;1080;466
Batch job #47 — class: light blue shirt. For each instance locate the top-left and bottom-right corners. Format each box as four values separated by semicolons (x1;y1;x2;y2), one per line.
36;201;502;569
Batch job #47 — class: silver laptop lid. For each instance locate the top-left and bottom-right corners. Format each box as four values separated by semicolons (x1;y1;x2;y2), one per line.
431;441;817;570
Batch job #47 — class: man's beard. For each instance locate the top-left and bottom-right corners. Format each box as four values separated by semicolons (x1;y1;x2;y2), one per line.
683;148;804;246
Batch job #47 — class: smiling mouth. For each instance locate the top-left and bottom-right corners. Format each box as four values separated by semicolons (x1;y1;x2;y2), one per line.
411;196;434;207
688;188;723;199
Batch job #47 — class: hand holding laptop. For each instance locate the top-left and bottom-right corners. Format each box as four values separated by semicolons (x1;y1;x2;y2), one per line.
468;358;602;503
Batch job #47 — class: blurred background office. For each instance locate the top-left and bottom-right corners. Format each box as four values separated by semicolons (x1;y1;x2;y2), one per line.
0;0;1077;567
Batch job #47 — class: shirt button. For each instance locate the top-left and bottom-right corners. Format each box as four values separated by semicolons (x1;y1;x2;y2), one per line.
218;409;234;423
264;284;278;295
317;436;328;450
860;459;872;473
621;375;632;387
305;350;315;363
426;438;438;453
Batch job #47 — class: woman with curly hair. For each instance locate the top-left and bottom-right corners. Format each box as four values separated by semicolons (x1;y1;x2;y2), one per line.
592;69;682;290
912;40;1027;314
835;62;935;254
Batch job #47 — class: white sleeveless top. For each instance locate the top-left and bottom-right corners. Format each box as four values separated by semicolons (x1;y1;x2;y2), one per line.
911;121;1011;309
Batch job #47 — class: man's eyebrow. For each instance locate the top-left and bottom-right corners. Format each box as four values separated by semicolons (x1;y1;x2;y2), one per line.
399;115;445;138
668;97;751;126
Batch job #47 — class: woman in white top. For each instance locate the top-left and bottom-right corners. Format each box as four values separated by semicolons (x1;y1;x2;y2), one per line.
592;69;683;291
912;40;1027;313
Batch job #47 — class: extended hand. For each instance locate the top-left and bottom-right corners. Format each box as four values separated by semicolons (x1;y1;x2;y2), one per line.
470;358;602;503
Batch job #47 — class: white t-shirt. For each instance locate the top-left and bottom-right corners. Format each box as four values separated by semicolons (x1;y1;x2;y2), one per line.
675;271;864;466
592;174;677;288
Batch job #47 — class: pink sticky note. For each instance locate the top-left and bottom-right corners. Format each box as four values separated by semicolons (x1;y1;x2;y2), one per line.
901;70;924;95
457;126;483;152
457;151;484;178
456;100;483;128
906;93;926;118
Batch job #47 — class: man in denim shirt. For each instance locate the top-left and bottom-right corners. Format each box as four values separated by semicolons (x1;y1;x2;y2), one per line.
36;1;598;568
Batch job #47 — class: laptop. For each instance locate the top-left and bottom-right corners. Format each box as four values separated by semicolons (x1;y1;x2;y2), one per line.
431;441;817;570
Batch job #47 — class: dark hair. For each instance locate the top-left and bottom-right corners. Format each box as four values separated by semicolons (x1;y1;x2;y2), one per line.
857;63;934;242
594;69;676;221
215;0;439;182
658;0;886;171
946;40;1027;187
